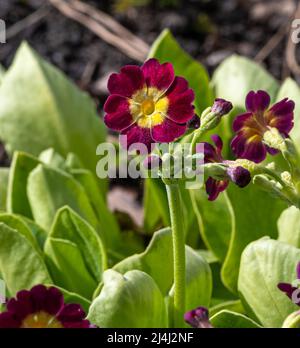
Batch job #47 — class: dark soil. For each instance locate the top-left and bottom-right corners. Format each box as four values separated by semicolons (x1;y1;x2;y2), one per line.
0;0;297;167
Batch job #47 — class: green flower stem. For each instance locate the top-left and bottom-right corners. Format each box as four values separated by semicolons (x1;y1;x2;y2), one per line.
165;182;186;328
190;128;205;155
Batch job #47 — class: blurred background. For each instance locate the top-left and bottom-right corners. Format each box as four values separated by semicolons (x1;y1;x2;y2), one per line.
0;0;299;222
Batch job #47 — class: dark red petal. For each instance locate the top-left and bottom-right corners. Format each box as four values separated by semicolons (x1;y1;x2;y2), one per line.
152;118;187;143
278;282;297;299
231;134;267;163
62;320;94;328
202;142;219;163
107;66;144;97
121;124;153;153
30;284;48;312
266;145;279;156
232;112;253;132
44;287;64;316
0;312;21;328
297;262;300;279
211;134;223;153
7;291;33;320
142;58;175;91
245;90;270;113
165;77;195;123
104;95;133;131
267;98;294;135
57;304;86;323
205;177;229;201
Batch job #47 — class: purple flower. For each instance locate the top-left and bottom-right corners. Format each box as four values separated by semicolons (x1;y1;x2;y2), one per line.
231;90;295;163
104;58;195;152
211;98;233;116
199;134;251;201
278;261;300;306
0;285;95;328
184;307;213;328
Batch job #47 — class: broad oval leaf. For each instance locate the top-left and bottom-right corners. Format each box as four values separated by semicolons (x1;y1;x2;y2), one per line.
149;29;214;115
88;270;168;328
0;223;51;295
211;310;261;328
238;237;300;327
278;206;300;248
0;42;106;172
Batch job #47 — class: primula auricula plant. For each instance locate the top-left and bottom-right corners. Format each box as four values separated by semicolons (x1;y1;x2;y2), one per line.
104;58;300;327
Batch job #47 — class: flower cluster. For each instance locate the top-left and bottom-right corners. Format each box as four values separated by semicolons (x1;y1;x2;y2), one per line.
104;60;295;201
0;285;95;328
104;58;195;152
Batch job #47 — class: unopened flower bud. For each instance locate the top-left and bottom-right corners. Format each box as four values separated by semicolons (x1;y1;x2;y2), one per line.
211;98;233;116
184;307;213;328
200;99;232;132
227;166;251;188
188;114;201;129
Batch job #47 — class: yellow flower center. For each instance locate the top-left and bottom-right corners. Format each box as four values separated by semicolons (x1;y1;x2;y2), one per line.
21;311;63;328
129;87;169;128
141;99;155;115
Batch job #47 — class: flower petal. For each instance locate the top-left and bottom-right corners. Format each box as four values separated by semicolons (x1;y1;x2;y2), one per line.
142;58;174;91
165;77;195;123
7;290;33;320
267;98;295;135
107;66;144;97
231;134;267;163
121;124;153;153
44;287;64;316
104;95;133;131
245;90;270;113
297;261;300;280
57;303;86;323
202;142;219;163
152;118;187;143
232;112;253;132
0;312;21;328
205;177;229;201
278;282;298;300
211;134;223;153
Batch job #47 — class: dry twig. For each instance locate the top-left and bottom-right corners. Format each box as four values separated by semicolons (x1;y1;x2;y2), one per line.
286;1;300;76
48;0;149;62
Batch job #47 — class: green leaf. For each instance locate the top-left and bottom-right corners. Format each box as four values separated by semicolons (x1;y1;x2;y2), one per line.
44;207;106;299
211;310;261;328
212;55;279;108
39;148;68;171
70;168;121;250
238;237;300;327
210;300;245;317
149;29;214;115
27;163;98;232
0;42;106;172
278;206;300;247
7;151;40;219
88;270;168;328
0;223;51;295
168;246;212;327
21;216;48;249
44;238;97;299
113;228;173;295
0;213;40;252
276;78;300;150
46;206;106;281
221;183;285;294
191;190;232;262
143;178;170;233
0;168;9;211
